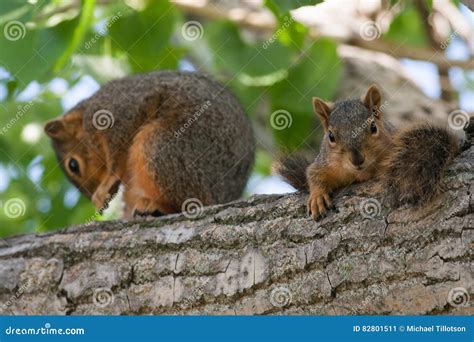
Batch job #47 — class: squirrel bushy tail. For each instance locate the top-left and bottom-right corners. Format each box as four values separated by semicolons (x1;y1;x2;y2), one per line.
382;125;460;206
275;155;311;191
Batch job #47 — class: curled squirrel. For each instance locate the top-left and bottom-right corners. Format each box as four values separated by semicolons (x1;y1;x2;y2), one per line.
45;71;255;218
277;85;460;220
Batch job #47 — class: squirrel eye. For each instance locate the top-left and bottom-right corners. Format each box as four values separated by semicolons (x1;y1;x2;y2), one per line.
68;158;80;175
370;121;377;134
328;131;336;143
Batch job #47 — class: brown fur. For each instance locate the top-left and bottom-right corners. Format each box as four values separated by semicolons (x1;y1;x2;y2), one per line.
276;85;460;220
380;125;459;206
45;110;110;200
45;71;255;216
122;121;169;217
274;155;311;191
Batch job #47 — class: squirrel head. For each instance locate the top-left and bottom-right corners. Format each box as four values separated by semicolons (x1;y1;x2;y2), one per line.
312;85;387;173
44;110;108;200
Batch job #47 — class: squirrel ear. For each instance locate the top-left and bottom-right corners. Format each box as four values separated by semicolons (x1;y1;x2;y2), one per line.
44;119;66;139
363;84;382;117
312;97;333;130
44;111;83;140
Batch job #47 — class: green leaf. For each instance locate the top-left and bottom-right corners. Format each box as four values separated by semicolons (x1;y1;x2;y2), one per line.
0;0;53;26
264;0;282;18
0;18;77;87
6;80;18;100
267;0;322;12
109;0;178;72
384;6;428;47
205;21;294;80
426;0;433;10
269;38;341;149
54;0;95;72
254;150;273;176
264;0;309;50
0;2;32;25
227;80;267;117
277;16;308;51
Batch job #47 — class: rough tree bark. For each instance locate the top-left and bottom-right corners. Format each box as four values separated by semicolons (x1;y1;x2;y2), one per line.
0;143;473;315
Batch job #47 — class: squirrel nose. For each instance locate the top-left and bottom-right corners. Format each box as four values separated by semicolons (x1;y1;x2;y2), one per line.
351;150;365;167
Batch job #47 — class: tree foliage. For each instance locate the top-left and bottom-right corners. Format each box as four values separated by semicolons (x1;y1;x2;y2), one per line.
0;0;461;236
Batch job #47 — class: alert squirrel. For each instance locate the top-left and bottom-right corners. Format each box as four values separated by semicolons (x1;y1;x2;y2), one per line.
44;71;255;218
277;85;460;220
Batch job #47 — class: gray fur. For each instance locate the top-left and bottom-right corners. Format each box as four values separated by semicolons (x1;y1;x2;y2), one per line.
71;71;255;208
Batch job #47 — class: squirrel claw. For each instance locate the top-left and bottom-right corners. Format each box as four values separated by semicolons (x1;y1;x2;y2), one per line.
133;208;164;218
92;191;110;211
92;177;120;210
307;191;333;221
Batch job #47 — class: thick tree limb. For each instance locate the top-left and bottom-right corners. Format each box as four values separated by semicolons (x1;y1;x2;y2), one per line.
461;0;474;12
0;144;473;315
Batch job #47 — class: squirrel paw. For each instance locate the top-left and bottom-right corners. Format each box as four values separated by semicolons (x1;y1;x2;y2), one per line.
307;190;334;220
132;198;164;218
133;208;164;218
92;177;120;211
92;190;112;212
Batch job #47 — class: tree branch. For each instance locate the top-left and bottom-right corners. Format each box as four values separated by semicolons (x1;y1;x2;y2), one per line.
460;0;474;12
414;0;456;103
0;142;472;315
171;0;474;70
